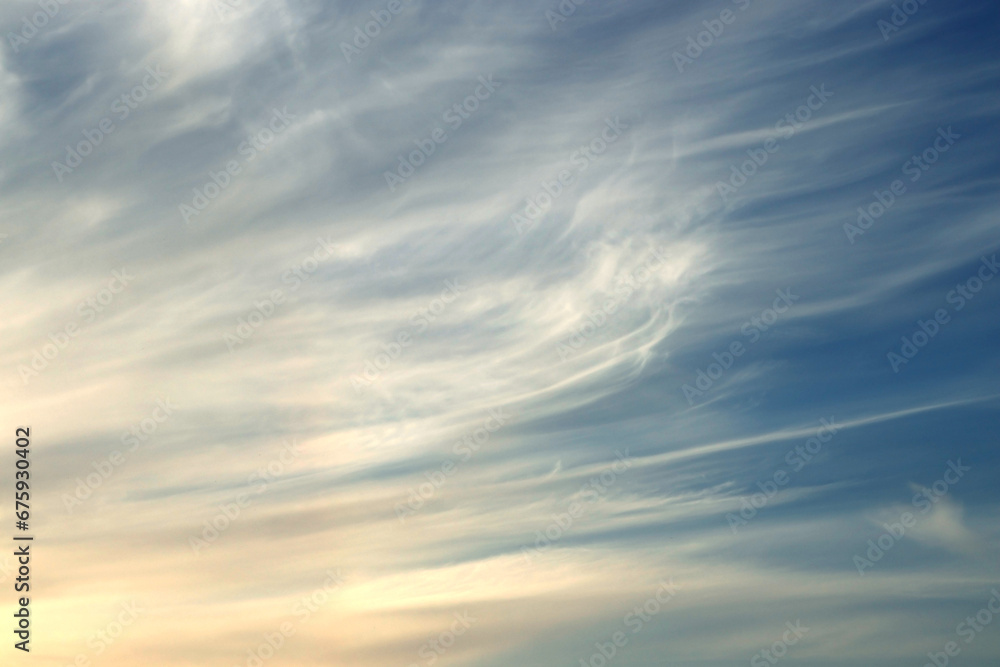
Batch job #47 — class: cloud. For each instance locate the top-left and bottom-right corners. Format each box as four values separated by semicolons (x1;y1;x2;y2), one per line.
2;0;1000;665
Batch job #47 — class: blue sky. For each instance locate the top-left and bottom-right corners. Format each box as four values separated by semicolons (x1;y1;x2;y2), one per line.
2;0;999;665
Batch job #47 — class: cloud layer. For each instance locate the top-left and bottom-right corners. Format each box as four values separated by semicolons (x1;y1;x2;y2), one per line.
2;1;1000;665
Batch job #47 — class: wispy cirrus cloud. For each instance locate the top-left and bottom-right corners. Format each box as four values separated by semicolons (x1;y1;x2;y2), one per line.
1;0;999;665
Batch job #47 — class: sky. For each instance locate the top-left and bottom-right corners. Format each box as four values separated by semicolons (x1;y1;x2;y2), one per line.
1;0;1000;665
